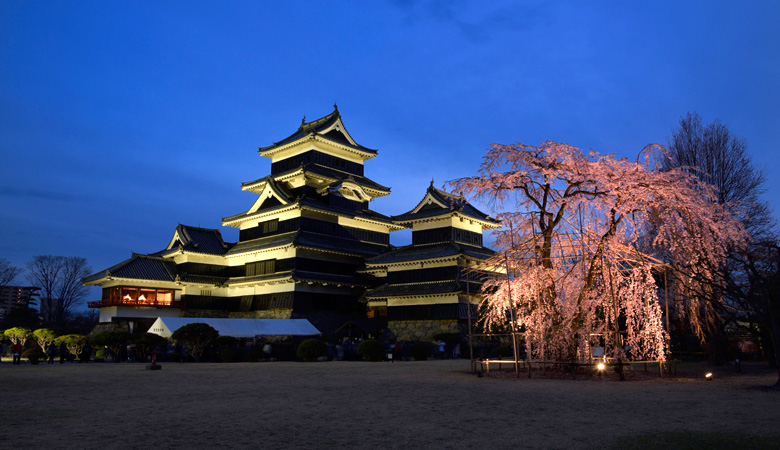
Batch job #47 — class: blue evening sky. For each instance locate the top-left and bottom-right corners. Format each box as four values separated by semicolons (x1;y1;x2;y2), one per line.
1;1;778;300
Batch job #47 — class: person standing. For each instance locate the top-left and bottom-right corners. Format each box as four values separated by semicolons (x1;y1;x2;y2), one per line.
12;342;23;365
59;342;67;364
47;342;57;364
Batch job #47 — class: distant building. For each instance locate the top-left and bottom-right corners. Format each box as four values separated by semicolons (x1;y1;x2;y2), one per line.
0;285;39;319
84;107;499;340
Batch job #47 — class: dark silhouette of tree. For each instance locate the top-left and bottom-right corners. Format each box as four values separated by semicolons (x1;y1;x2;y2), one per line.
664;112;779;385
666;112;773;235
0;258;22;287
132;332;168;362
27;255;91;326
171;323;218;362
90;330;131;362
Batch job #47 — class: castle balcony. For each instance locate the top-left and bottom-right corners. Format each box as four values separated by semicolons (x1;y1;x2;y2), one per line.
89;286;185;309
87;299;187;309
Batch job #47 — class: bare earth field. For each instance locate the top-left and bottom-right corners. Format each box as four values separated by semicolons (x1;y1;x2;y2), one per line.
1;359;778;450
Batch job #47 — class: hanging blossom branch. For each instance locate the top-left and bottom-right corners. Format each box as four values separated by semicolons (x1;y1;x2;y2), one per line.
449;141;746;362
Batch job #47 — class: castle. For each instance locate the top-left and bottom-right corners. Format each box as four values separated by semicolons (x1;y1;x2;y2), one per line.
84;107;499;341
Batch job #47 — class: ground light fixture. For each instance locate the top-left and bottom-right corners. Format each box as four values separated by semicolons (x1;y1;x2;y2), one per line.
597;362;606;371
705;372;713;381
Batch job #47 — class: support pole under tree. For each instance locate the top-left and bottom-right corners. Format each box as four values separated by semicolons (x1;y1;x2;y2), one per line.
664;268;671;376
466;267;475;374
506;221;520;378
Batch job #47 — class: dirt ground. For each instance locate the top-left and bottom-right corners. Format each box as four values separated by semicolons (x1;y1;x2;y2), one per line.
0;359;778;450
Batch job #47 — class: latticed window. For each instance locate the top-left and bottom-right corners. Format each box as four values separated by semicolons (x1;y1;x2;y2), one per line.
246;259;276;276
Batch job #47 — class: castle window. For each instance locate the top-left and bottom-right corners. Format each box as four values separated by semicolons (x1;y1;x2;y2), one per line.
246;259;276;276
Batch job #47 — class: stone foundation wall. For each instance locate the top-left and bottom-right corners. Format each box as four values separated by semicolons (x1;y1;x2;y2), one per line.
183;309;229;318
388;319;464;342
228;309;293;319
90;322;129;336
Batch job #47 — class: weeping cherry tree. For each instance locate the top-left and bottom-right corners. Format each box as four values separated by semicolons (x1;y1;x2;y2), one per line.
449;141;745;363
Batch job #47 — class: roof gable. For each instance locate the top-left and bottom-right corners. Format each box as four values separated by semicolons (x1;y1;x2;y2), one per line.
246;179;293;214
258;106;377;159
392;182;501;228
165;224;228;254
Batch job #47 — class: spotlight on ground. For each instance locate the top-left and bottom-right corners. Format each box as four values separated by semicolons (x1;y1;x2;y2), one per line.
597;363;606;371
705;372;713;381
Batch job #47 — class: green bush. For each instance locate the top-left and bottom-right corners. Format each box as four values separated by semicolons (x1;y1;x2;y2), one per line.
219;348;237;363
296;339;327;362
357;339;385;362
95;348;108;359
410;343;432;361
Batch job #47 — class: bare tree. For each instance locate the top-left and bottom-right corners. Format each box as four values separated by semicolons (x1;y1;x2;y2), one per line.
666;112;773;236
664;112;778;371
27;255;92;326
0;258;23;287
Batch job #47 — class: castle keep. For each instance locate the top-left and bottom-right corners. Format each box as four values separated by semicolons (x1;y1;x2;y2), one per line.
84;107;499;340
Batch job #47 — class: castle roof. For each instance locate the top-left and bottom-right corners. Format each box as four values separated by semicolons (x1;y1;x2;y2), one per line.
165;224;231;255
365;280;462;298
258;106;377;159
364;241;494;266
392;182;501;228
83;254;227;286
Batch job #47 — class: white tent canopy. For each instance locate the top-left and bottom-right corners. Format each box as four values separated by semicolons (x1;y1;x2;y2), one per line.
148;317;321;338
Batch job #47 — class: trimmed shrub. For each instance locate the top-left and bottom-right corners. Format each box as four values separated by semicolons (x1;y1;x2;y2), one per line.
171;323;219;362
90;330;132;362
296;339;327;362
357;339;385;362
410;343;432;361
132;333;168;361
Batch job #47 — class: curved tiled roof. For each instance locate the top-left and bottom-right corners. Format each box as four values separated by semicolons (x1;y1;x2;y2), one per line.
392;183;500;227
365;242;494;265
226;232;297;256
169;224;231;255
294;231;390;256
226;230;390;258
258;107;377;155
304;164;390;193
83;254;227;286
365;280;461;298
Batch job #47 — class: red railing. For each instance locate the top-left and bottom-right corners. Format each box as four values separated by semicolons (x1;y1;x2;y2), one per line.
87;299;186;309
